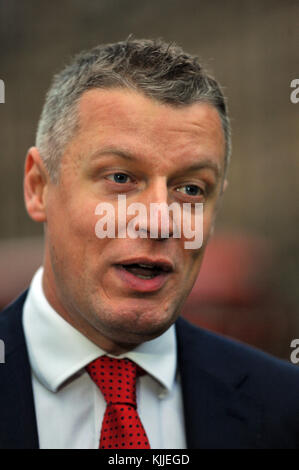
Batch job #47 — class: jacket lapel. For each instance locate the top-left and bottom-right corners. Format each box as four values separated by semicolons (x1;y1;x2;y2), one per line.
175;317;263;449
0;292;39;449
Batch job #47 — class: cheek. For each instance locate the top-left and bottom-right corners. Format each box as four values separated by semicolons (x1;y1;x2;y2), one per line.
47;194;102;263
178;207;215;276
70;194;102;237
178;205;214;247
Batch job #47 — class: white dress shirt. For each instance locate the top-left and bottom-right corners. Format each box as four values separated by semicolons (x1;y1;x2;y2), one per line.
22;267;186;449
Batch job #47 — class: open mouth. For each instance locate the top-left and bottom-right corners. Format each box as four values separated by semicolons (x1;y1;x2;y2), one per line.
114;258;173;292
120;263;168;280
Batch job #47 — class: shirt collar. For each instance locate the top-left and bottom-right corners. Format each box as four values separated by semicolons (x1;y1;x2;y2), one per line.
23;267;177;393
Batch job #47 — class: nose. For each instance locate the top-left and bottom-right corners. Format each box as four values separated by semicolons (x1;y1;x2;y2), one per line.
135;178;175;241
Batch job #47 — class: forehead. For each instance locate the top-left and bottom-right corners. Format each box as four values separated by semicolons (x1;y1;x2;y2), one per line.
74;88;225;171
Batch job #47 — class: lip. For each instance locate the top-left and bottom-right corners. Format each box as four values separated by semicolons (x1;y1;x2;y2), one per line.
115;257;174;273
113;257;174;293
114;265;171;292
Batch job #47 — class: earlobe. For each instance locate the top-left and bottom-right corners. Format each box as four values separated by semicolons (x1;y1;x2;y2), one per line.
24;147;48;223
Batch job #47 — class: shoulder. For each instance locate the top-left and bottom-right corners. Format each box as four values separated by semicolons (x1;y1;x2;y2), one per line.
176;317;299;448
176;316;299;408
0;291;28;355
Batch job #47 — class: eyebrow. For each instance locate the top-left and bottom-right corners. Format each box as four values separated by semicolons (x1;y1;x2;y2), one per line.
89;146;221;180
177;160;220;180
89;147;135;162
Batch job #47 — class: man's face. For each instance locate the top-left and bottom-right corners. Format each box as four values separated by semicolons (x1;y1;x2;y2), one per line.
39;88;226;353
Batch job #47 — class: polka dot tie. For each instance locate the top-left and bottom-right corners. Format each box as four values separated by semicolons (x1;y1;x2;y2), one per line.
86;356;151;449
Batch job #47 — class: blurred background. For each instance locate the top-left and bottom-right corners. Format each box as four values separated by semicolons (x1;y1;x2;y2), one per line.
0;0;298;359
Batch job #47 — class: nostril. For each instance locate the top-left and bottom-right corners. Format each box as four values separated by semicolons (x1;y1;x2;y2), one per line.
152;236;169;242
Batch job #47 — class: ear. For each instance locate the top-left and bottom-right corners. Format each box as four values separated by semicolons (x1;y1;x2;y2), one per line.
24;147;49;223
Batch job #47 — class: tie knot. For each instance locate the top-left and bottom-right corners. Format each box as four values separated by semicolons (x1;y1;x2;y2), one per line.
86;356;138;406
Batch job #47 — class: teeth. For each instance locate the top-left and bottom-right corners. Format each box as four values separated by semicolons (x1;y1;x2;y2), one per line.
135;274;156;279
138;263;154;269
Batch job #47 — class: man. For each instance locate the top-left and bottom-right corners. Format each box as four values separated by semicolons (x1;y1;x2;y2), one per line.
0;38;299;449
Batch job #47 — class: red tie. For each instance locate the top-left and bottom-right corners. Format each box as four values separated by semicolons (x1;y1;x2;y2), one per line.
86;356;151;449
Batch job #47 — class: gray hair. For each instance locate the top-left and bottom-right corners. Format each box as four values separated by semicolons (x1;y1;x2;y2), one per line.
36;37;231;182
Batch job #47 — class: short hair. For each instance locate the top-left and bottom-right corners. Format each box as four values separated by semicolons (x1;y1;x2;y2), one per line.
36;37;231;182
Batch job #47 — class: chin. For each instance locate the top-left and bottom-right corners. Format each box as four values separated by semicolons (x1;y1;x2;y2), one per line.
89;292;180;341
109;323;172;348
98;306;176;342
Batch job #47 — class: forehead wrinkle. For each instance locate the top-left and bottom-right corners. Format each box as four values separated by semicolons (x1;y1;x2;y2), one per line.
87;145;220;179
81;126;224;180
154;115;225;153
79;88;224;138
72;89;225;176
78;88;156;134
78;88;224;144
149;112;225;166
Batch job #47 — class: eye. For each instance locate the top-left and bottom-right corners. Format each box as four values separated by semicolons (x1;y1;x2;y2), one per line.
176;184;204;197
106;173;131;184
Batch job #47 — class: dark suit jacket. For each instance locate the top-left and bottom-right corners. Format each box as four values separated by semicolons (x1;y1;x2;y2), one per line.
1;291;299;449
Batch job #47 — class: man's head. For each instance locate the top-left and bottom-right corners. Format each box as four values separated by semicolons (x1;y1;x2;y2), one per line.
24;38;230;354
